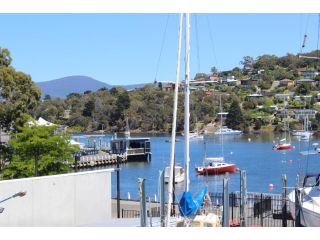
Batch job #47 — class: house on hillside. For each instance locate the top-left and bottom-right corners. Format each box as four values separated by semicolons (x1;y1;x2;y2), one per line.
293;95;312;102
296;79;316;87
0;131;9;144
300;70;319;79
279;79;295;88
274;93;291;101
240;78;256;88
163;82;176;92
245;93;264;101
276;109;293;119
294;109;317;120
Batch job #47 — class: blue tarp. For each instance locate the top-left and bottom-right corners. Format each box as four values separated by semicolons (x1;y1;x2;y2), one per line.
179;186;207;217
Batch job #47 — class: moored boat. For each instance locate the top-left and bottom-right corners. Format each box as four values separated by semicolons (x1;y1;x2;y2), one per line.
287;173;320;227
214;126;242;135
195;157;237;175
164;166;185;183
273;138;292;150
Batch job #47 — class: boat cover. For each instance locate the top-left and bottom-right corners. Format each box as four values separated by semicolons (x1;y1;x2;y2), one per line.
179;187;207;217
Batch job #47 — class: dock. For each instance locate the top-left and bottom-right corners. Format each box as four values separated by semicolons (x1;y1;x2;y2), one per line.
71;151;127;168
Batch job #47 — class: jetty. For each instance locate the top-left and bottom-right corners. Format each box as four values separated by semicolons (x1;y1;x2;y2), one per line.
71;151;127;169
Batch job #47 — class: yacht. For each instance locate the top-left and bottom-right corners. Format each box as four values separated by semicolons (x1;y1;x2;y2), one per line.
214;126;242;135
287;173;320;226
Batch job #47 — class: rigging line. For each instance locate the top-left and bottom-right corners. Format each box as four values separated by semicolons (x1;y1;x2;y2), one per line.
205;15;219;70
194;14;201;73
154;14;170;82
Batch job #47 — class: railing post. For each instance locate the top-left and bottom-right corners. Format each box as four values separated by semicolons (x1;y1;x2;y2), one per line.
282;174;287;227
240;170;247;227
159;170;165;227
138;178;147;227
148;197;152;227
116;156;121;218
260;193;263;227
223;172;230;227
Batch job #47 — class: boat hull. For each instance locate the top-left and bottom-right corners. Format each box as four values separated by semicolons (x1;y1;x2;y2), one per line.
273;145;292;150
164;174;185;183
195;164;236;175
288;190;320;227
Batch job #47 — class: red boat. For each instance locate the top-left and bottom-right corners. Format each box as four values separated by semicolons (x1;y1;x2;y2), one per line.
273;137;292;150
273;143;292;150
195;157;237;175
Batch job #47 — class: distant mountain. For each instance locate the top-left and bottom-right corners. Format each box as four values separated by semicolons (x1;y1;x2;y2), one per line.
36;76;112;98
36;75;152;98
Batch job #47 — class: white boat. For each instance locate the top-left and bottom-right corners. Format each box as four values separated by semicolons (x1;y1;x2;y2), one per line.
164;166;185;183
214;126;242;135
292;114;313;139
287;173;320;227
181;131;204;140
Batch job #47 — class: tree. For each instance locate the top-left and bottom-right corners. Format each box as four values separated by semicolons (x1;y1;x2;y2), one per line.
295;83;311;95
0;48;12;66
44;94;51;100
82;100;95;117
225;96;244;130
1;125;79;179
210;66;218;75
240;56;255;68
0;48;41;132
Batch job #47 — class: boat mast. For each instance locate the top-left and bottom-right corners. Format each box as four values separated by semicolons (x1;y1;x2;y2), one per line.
165;13;183;226
220;95;224;157
184;13;190;192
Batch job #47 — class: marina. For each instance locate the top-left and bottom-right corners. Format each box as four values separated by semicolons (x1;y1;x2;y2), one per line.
73;132;320;202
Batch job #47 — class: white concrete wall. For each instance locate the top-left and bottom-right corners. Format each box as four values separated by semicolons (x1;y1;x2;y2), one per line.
0;169;113;226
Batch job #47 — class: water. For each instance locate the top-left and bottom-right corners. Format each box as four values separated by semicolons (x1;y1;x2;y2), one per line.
72;132;320;201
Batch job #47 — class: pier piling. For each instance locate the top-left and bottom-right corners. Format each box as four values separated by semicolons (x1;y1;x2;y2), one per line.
281;174;287;227
138;178;147;227
159;170;165;227
240;170;247;227
223;172;230;227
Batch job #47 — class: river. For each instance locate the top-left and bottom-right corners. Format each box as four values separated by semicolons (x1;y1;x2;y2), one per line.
72;132;320;201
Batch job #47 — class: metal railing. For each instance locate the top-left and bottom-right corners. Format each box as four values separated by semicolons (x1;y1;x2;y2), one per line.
120;192;295;227
127;148;145;155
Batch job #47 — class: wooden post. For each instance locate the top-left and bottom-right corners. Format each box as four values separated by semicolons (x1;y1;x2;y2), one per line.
159;170;165;227
240;170;247;227
295;188;301;227
74;153;80;173
148;197;152;227
281;174;287;227
223;172;229;227
260;193;263;227
138;178;147;227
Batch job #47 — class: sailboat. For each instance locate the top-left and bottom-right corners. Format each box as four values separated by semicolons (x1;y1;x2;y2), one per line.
291;115;313;140
195;96;237;175
165;13;221;227
273;107;292;150
287;173;320;226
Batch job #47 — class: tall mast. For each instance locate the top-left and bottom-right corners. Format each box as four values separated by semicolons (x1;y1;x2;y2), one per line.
165;13;183;226
184;13;190;192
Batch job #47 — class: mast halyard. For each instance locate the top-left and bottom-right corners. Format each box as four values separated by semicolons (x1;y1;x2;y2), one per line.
165;13;183;226
184;13;191;193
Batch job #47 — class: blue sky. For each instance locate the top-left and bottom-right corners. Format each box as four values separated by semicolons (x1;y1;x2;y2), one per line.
0;13;319;85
